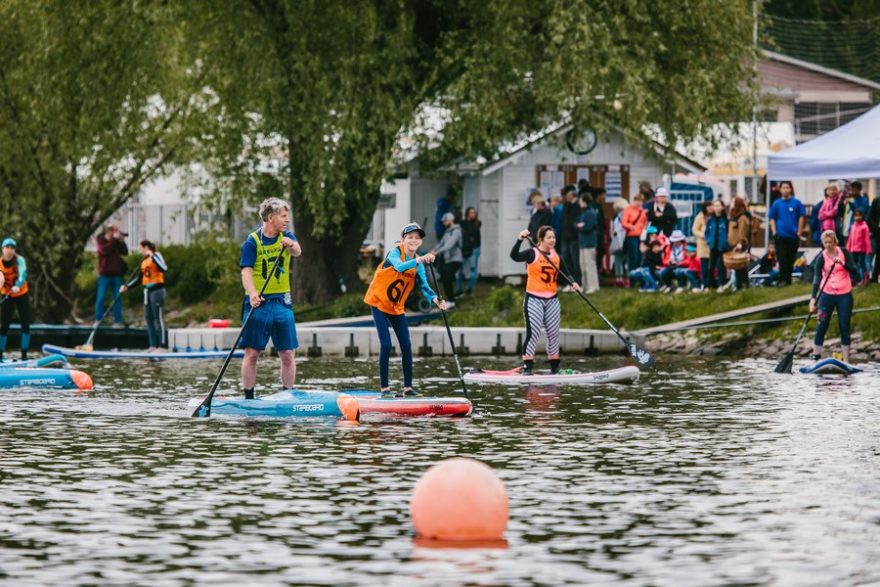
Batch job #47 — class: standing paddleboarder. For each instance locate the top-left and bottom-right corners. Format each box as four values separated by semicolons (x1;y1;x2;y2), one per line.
510;227;580;375
809;230;858;363
238;197;302;399
364;222;446;396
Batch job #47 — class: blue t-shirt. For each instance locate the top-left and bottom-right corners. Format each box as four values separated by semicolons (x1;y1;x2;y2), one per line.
240;228;298;299
768;197;806;239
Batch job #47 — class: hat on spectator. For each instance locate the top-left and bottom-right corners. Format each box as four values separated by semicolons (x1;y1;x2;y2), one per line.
670;230;686;242
1;237;16;248
655;187;669;198
686;244;696;252
646;226;659;235
441;212;455;223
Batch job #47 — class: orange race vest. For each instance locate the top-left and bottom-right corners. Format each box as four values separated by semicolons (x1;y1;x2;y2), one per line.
141;256;165;287
0;256;28;298
364;244;417;315
525;247;560;297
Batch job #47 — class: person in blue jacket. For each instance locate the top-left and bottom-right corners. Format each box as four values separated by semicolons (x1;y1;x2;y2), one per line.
705;199;729;290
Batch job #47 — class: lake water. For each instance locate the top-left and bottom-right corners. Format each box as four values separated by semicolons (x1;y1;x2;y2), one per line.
1;354;879;586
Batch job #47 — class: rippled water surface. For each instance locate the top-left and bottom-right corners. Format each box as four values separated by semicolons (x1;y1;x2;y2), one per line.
1;353;879;586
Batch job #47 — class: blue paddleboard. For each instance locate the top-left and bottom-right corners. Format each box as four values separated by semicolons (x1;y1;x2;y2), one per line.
0;367;93;390
0;354;69;369
188;389;356;419
43;344;244;360
799;357;862;376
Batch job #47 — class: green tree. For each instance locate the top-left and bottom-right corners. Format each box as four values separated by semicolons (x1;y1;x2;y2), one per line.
0;1;205;320
182;0;759;303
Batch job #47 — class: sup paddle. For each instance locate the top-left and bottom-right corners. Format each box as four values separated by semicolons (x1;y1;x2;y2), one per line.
774;257;838;374
526;235;654;369
78;267;140;352
427;263;470;401
192;250;286;417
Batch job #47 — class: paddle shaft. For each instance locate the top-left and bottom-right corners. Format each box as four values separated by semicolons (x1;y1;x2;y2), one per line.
427;263;470;400
84;267;140;347
525;236;640;351
192;249;287;417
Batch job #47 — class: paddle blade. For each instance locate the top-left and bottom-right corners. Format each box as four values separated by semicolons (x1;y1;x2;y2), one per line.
191;400;211;418
627;342;654;369
774;351;794;374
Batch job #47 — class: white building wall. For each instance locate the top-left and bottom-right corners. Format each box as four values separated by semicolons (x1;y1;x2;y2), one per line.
479;131;682;278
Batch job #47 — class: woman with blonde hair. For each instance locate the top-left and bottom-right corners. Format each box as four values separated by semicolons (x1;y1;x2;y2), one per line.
809;230;859;362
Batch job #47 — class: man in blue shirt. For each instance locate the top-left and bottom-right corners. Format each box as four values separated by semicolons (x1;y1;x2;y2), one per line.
239;197;301;399
768;181;806;286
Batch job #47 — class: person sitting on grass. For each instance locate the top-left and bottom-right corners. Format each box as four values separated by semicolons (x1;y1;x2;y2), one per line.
658;230;687;292
756;242;779;287
629;239;663;292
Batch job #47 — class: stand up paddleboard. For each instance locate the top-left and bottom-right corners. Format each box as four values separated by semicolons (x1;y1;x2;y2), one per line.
43;344;244;360
187;389;472;419
463;365;640;386
0;354;69;369
0;367;93;390
799;357;862;376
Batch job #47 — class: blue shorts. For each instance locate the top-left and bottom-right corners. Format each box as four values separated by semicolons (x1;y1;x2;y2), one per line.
239;296;299;351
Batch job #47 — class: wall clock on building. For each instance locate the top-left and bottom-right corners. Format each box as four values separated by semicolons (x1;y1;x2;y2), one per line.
566;128;598;155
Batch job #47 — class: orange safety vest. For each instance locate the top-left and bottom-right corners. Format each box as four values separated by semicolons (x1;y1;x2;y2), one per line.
0;256;28;298
141;256;165;287
525;247;560;296
363;244;417;315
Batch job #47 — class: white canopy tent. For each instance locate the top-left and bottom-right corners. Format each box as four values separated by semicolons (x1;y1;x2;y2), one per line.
768;104;880;180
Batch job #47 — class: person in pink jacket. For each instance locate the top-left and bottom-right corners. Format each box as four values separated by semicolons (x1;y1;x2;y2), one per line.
818;182;844;239
846;209;872;286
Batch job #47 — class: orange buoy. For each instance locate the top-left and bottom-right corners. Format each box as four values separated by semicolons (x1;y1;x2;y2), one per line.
410;458;508;541
70;370;93;390
208;318;230;328
336;394;360;422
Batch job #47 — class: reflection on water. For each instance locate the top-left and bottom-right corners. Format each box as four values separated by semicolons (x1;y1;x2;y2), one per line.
1;355;879;585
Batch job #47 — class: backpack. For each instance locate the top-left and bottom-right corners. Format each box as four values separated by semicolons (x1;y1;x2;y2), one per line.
609;215;626;254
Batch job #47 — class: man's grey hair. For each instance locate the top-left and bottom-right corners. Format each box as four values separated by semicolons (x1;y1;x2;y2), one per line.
259;197;290;221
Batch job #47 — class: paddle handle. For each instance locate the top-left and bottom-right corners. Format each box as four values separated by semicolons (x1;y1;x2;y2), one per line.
192;249;287;417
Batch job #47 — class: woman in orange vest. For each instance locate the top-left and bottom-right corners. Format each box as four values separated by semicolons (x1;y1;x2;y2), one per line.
510;226;580;375
0;237;30;361
364;222;446;396
121;240;168;352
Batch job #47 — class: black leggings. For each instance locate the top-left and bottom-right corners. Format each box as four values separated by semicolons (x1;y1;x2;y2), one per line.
0;293;30;335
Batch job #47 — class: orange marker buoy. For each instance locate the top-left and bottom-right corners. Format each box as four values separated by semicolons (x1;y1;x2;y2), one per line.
410;457;508;541
70;370;93;390
336;394;360;422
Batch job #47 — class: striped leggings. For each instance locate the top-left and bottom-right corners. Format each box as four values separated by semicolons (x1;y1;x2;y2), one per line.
522;293;561;358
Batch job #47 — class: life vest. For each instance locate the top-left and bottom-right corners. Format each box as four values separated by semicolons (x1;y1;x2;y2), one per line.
525;247;560;297
140;255;165;288
821;248;851;296
363;244;416;315
0;255;28;298
249;230;290;296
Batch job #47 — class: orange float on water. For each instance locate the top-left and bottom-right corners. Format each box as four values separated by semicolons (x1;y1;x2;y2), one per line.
70;369;93;390
208;319;230;328
410;457;508;541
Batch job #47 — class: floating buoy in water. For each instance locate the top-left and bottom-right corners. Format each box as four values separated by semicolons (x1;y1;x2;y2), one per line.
208;319;230;328
410;457;508;541
336;394;360;422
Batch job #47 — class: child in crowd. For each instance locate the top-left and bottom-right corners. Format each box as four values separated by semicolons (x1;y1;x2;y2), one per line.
629;239;663;292
680;244;703;292
757;242;779;287
658;230;687;292
846;208;872;286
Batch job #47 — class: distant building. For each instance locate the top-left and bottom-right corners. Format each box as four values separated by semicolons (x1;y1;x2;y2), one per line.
374;125;705;280
759;50;880;144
